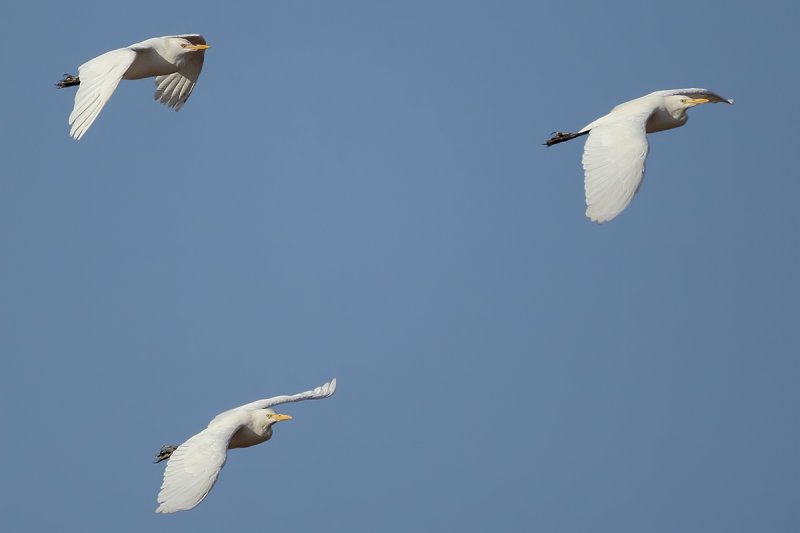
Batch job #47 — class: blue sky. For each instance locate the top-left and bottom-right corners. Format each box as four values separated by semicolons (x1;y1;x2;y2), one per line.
1;1;798;531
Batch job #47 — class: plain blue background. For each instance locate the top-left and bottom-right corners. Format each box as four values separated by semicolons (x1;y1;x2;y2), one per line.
1;1;798;531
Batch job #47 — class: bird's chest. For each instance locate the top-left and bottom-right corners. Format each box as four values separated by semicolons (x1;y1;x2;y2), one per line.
228;425;272;449
123;49;180;80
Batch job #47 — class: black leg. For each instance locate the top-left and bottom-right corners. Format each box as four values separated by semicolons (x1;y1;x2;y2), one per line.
154;444;178;463
55;74;80;88
544;130;589;146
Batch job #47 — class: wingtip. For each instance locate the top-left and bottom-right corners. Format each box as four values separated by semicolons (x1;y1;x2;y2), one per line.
585;207;614;224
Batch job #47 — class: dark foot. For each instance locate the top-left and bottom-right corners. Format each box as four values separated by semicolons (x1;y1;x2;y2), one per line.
154;444;178;463
56;74;80;88
544;130;589;146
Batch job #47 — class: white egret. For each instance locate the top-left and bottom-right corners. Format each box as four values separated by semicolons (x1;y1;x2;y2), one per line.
545;88;733;223
56;34;210;140
154;378;337;514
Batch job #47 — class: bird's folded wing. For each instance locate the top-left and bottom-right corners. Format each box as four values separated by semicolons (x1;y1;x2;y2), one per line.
153;41;205;111
69;48;137;140
582;114;650;223
153;34;206;110
155;412;248;514
211;379;337;423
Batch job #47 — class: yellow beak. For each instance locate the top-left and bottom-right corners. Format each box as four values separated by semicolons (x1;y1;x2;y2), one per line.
273;413;293;421
186;44;211;51
687;97;710;104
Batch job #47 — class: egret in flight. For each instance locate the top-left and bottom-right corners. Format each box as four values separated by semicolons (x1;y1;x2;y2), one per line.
56;34;210;140
545;88;733;223
154;378;337;513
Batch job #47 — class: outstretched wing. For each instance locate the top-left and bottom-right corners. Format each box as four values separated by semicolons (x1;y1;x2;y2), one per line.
69;48;137;140
153;34;207;111
156;410;250;513
582;112;650;223
651;88;734;104
210;379;338;424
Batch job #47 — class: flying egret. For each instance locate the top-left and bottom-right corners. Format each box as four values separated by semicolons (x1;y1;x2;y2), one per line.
154;378;337;514
56;34;210;140
545;88;733;223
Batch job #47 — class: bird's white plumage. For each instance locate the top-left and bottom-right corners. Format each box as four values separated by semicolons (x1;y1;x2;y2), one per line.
156;412;249;513
63;34;208;139
68;49;137;141
549;88;732;223
648;88;734;103
211;377;337;423
153;35;207;111
582;112;650;223
156;378;336;514
154;72;196;110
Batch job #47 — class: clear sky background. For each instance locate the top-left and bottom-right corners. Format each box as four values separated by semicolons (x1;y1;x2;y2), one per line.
1;1;798;531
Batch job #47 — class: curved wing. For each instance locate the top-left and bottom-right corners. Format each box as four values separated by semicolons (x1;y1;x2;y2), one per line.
69;48;137;140
153;35;207;111
650;88;734;104
155;410;250;513
582;113;650;223
210;379;337;424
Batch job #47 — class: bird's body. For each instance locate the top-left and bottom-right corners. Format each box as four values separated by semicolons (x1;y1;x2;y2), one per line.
546;88;733;223
57;34;210;140
155;378;336;514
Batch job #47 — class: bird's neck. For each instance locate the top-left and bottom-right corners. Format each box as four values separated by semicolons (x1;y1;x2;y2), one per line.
646;106;688;134
229;419;274;449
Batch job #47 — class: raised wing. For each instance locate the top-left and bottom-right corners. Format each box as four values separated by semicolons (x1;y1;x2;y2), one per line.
210;379;337;424
153;34;207;111
650;88;734;104
155;410;250;513
582;113;650;223
69;48;136;140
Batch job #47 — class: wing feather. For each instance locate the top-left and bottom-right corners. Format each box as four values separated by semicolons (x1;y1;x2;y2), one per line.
155;411;249;513
582;114;650;223
153;39;206;111
68;48;137;140
649;88;734;104
210;379;337;424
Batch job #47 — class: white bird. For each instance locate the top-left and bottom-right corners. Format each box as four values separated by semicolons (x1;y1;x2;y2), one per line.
154;378;337;514
545;88;733;223
56;34;210;140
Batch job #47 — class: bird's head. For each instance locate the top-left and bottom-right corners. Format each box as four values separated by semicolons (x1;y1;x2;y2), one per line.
670;91;733;111
664;95;712;116
179;40;211;52
664;92;732;122
264;409;293;426
679;96;712;108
